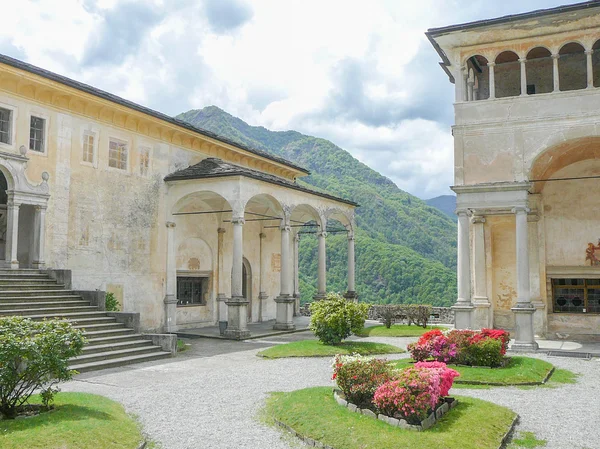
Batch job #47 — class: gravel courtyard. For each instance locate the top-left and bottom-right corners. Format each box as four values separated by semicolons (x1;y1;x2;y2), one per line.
63;333;600;449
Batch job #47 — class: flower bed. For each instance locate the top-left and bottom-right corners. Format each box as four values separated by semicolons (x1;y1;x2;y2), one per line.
407;329;510;368
331;355;460;430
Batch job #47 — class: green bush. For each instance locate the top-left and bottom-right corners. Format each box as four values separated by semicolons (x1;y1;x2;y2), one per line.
309;293;369;345
0;317;86;419
333;355;392;407
464;338;503;367
105;292;120;312
370;304;432;328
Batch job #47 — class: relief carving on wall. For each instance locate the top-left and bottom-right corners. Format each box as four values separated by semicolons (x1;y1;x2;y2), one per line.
188;257;201;270
585;239;600;266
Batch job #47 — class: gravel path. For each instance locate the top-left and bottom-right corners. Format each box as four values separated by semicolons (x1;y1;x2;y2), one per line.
62;335;599;449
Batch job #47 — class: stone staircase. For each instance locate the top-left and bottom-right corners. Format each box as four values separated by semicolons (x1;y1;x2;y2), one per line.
0;269;171;373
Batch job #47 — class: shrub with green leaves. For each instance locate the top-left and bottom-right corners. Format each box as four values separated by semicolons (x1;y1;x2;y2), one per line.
0;317;86;419
105;292;120;312
309;293;369;344
464;338;504;367
332;354;392;407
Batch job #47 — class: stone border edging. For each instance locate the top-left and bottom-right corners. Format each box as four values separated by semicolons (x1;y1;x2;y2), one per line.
499;415;520;449
333;389;457;431
453;366;555;387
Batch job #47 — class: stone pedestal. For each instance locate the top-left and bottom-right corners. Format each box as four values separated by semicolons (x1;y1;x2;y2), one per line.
273;296;296;330
164;294;178;333
511;306;539;351
223;296;251;340
472;299;491;329
453;304;473;329
344;290;358;302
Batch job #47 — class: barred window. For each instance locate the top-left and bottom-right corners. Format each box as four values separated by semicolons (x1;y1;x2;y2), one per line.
177;277;208;306
29;116;45;152
552;278;600;313
0;108;12;145
109;138;128;170
82;131;96;164
139;147;150;176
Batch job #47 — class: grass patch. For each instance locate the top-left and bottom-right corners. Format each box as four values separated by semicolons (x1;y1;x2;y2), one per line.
264;387;516;449
356;324;446;337
508;431;547;448
394;356;554;386
177;338;189;352
257;340;404;358
0;393;147;449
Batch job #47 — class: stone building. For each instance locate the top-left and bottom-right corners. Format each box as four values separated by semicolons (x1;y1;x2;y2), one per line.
428;1;600;346
0;54;357;338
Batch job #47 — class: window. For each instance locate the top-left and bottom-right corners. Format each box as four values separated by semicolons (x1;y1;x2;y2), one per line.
29;116;46;152
177;277;208;306
0;107;12;145
82;131;96;164
109;138;128;170
552;278;600;313
139;147;150;176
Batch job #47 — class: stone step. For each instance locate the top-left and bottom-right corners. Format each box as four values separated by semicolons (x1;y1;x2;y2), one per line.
70;345;163;365
0;295;84;303
82;339;154;354
0;306;98;316
0;299;89;308
85;333;148;346
0;289;71;297
82;328;136;339
21;315;117;325
0;284;64;290
0;269;44;275
0;278;56;285
0;274;51;280
70;351;171;373
75;322;126;332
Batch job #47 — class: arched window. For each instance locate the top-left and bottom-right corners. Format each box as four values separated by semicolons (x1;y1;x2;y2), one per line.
526;47;553;95
495;51;520;98
559;42;586;91
466;55;489;100
593;40;600;88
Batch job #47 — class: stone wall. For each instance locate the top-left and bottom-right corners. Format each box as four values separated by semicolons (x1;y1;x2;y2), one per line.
299;304;454;325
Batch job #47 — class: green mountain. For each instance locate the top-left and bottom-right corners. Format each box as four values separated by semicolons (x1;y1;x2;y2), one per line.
426;195;457;221
177;106;457;306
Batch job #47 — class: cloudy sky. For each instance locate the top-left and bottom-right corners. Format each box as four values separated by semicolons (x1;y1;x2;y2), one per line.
0;0;573;198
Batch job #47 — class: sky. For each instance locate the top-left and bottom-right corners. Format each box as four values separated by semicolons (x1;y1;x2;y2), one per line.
0;0;576;199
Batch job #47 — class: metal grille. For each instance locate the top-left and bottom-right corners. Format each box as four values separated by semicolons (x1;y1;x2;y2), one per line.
177;277;206;306
552;278;600;313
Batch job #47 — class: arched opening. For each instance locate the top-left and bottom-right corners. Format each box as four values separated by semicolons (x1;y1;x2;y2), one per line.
466;55;489;100
242;257;252;321
0;171;7;261
290;204;322;305
593;40;600;88
559;42;587;91
526;47;553;95
495;51;521;98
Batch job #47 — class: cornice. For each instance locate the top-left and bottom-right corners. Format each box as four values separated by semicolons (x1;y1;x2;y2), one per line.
0;63;303;181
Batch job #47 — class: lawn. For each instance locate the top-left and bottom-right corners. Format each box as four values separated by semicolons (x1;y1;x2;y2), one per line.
394;356;555;386
264;387;517;449
356;324;446;337
257;339;404;358
0;393;147;449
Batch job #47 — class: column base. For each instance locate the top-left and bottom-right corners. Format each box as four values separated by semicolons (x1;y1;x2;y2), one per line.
274;296;295;331
344;291;358;302
31;261;45;269
472;297;491;330
452;303;474;329
163;294;178;334
224;296;250;339
9;260;19;270
510;306;538;352
293;293;300;317
223;329;251;340
313;293;326;301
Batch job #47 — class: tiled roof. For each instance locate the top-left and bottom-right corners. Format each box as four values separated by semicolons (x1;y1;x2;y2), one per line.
165;158;358;207
0;53;309;174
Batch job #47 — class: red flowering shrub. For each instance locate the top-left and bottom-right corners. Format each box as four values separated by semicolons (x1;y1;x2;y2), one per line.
332;355;392;407
480;328;510;355
414;361;460;396
417;329;444;344
407;334;457;363
373;367;441;423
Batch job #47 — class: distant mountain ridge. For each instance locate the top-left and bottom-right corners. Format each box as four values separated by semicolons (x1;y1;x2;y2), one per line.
177;106;457;306
426;195;457;221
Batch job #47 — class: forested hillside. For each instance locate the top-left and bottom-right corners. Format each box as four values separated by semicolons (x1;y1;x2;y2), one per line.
177;106;457;306
426;195;457;221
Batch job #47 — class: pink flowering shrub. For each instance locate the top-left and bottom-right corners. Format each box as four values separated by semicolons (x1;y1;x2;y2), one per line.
414;361;460;396
373;367;441;423
332;355;392;407
407;334;457;363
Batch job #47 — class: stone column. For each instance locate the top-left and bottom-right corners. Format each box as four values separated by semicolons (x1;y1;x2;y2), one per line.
586;50;594;89
314;230;327;299
293;232;300;315
528;214;545;335
274;221;295;330
488;62;496;99
552;54;560;92
164;221;177;333
217;227;228;333
31;205;47;269
471;215;490;329
461;66;468;102
467;69;474;102
5;201;20;269
258;232;268;322
344;231;357;301
511;207;538;351
453;209;473;329
519;58;527;95
224;217;250;339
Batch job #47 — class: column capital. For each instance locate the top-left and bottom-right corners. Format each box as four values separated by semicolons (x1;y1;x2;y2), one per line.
294;232;301;242
585;49;594;56
455;208;470;217
551;53;560;60
511;206;530;215
231;217;245;225
318;230;328;238
218;227;226;234
34;205;48;212
347;231;355;241
518;58;527;64
6;201;21;208
527;213;540;222
280;223;291;232
166;221;176;228
471;215;486;224
487;62;496;67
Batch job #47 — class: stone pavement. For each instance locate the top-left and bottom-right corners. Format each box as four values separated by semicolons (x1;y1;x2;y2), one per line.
176;316;311;340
